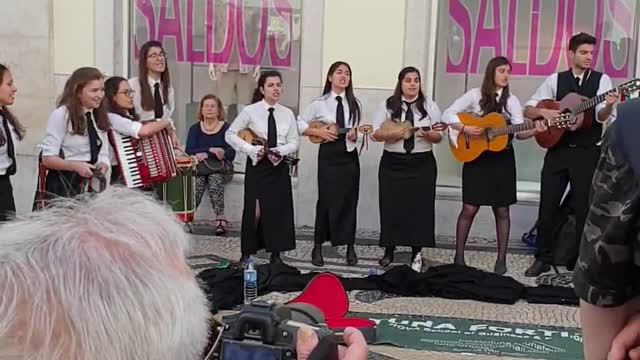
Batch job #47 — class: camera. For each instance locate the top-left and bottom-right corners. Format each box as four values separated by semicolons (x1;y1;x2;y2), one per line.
204;301;338;360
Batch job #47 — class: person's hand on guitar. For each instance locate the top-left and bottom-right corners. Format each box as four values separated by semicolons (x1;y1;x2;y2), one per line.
313;125;338;142
605;89;620;107
533;120;548;134
462;125;484;137
416;127;441;143
195;152;208;162
347;128;357;142
256;147;266;161
431;122;448;132
538;108;561;120
209;147;225;160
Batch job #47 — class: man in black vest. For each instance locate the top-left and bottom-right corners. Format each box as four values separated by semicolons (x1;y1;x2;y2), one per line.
522;32;619;277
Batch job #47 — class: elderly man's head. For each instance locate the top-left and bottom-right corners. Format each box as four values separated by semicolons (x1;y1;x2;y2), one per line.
0;187;210;359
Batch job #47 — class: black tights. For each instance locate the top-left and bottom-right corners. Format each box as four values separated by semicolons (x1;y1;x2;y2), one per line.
455;204;510;261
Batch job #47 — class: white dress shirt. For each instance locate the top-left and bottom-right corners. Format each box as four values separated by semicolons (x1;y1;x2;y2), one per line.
372;97;442;153
0;113;17;175
442;88;524;147
297;91;364;152
524;71;616;123
226;100;299;165
108;112;144;166
128;77;175;127
40;106;110;165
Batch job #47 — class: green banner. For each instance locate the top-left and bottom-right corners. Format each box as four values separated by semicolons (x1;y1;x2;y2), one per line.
350;312;583;360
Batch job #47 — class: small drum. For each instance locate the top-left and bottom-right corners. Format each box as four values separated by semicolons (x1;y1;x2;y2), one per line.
156;155;197;230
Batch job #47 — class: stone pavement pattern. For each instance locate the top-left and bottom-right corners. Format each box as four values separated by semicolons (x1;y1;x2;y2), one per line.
187;227;579;360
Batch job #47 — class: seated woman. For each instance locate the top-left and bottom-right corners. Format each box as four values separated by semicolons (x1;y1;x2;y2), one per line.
186;94;235;235
104;76;172;185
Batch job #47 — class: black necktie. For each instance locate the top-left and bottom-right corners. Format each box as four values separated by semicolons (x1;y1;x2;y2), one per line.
267;107;277;148
85;111;101;164
403;101;415;153
153;82;164;119
336;96;346;128
1;113;15;175
575;76;581;90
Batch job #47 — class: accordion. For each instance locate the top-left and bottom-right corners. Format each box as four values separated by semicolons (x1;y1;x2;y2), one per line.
110;123;177;188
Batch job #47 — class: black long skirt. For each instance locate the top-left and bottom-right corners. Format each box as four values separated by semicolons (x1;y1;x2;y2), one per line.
33;169;88;210
462;147;516;207
0;175;15;222
378;150;437;248
240;158;295;255
314;140;359;246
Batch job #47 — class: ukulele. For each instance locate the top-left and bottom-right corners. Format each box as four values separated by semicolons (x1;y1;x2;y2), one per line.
449;112;574;163
534;78;640;148
237;128;299;166
306;121;374;144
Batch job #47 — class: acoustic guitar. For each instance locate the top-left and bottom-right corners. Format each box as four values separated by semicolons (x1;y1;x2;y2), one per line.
534;78;640;148
307;121;374;144
375;119;448;140
449;112;574;163
237;128;299;166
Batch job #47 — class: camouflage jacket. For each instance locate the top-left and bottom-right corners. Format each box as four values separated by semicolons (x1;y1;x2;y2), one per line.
573;120;640;307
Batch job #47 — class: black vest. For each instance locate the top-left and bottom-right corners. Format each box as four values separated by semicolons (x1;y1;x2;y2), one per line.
555;69;603;147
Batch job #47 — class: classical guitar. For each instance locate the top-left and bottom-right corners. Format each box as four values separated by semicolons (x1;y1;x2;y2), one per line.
375;119;448;140
307;121;374;144
534;78;640;149
449;112;574;163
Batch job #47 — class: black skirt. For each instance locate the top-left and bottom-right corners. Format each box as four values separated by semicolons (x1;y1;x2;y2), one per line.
378;150;437;247
462;147;516;207
241;157;295;254
0;174;15;222
314;139;359;246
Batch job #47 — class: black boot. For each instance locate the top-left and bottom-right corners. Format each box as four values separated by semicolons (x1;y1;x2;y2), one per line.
525;259;551;277
379;246;395;267
494;257;507;275
311;244;324;267
270;252;283;265
346;245;358;266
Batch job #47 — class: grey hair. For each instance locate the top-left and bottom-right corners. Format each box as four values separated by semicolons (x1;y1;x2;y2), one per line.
0;187;211;360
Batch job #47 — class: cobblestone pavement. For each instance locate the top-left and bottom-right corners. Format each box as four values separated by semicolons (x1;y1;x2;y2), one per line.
188;224;579;360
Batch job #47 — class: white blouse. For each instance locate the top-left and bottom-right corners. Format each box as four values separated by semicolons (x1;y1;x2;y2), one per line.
372;97;442;153
225;100;299;165
129;77;175;127
40;106;110;165
442;88;524;147
108;112;144;166
297;91;364;152
0;114;18;175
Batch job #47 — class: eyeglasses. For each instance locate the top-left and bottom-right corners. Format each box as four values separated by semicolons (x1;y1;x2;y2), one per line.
147;52;166;60
117;90;136;97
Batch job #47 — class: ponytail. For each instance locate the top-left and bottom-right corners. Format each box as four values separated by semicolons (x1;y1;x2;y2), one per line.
251;88;264;104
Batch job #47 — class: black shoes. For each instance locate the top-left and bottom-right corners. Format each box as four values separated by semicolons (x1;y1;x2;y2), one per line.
311;245;324;267
525;260;551;277
346;245;358;266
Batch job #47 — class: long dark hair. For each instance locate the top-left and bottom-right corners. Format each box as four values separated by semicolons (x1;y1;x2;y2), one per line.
104;76;138;120
0;64;25;140
138;40;171;112
479;56;512;117
57;67;109;133
322;61;361;126
386;66;428;121
251;70;283;104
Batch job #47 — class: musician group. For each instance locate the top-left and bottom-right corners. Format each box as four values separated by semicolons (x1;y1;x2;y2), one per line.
0;32;631;277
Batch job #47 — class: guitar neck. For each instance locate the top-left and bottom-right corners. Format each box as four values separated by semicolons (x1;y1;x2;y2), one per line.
491;121;536;136
571;86;620;114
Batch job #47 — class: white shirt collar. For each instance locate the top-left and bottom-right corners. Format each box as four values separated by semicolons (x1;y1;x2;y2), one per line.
495;88;504;98
401;95;419;103
330;91;346;101
261;99;277;111
147;76;161;87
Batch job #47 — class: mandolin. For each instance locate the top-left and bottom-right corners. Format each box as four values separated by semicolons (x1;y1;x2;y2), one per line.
449;112;573;163
237;128;299;166
534;78;640;148
306;121;373;144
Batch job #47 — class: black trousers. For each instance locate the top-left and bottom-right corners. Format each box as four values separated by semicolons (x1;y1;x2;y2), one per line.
536;145;600;263
0;175;16;222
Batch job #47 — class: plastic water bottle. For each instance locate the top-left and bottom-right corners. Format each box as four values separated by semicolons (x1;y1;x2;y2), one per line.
411;254;423;272
243;257;257;304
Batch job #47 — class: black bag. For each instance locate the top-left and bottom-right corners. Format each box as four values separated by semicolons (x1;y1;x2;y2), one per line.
195;157;233;176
